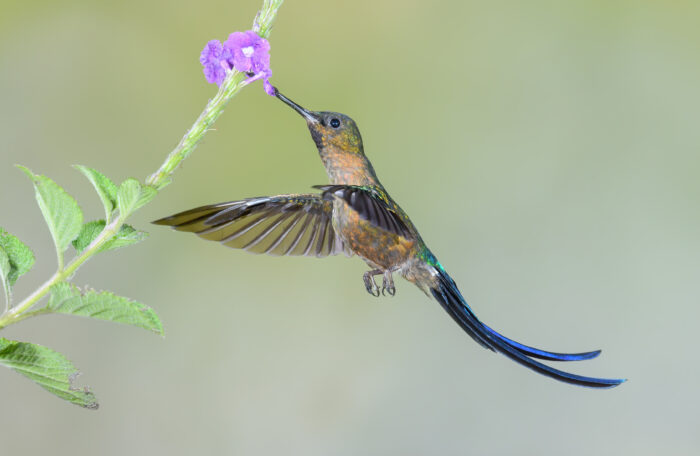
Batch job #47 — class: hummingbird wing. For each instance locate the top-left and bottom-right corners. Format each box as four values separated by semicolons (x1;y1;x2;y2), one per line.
313;185;414;238
314;186;610;369
153;194;351;257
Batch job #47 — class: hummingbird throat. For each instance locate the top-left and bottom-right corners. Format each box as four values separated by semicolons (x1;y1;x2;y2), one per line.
318;144;379;186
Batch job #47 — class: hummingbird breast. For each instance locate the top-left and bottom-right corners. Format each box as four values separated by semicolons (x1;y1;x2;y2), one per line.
331;198;417;271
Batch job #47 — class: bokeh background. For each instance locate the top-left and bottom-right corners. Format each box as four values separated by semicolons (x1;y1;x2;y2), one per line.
1;0;699;454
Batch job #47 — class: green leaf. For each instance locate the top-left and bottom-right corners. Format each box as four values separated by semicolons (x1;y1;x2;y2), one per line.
0;247;11;305
72;220;106;253
72;222;148;254
117;179;157;217
0;228;33;307
17;165;83;255
48;283;164;335
104;224;148;251
135;185;158;210
74;165;118;220
0;228;35;285
0;337;98;409
117;178;141;217
0;248;10;283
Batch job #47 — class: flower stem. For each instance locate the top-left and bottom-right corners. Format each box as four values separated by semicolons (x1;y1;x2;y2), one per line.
254;0;284;39
0;0;285;332
145;71;248;190
146;0;284;190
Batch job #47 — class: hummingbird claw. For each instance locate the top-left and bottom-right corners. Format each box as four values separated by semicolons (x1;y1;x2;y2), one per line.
363;269;394;297
382;271;396;297
363;269;382;297
366;282;380;297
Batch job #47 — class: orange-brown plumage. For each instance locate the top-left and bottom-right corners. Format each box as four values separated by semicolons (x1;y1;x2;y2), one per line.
153;88;625;388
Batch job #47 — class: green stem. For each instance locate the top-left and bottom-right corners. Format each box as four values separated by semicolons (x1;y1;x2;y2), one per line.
0;0;285;331
0;217;123;330
253;0;284;39
145;71;248;189
3;307;52;327
1;284;10;315
146;0;284;190
55;245;64;273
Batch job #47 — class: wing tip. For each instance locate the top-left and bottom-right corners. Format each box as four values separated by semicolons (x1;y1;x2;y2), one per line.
152;216;176;226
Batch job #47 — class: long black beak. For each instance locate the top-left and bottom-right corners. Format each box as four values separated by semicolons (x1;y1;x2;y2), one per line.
274;89;320;123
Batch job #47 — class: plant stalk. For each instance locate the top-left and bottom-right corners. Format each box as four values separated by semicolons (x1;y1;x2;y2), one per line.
0;0;285;332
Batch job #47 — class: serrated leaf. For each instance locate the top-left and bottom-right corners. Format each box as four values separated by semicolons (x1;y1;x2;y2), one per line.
135;185;157;210
72;220;106;253
47;281;79;307
103;224;148;251
74;165;118;220
0;337;98;409
0;228;35;286
0;247;11;305
117;178;141;217
17;165;83;255
72;222;147;254
48;283;164;335
117;179;157;217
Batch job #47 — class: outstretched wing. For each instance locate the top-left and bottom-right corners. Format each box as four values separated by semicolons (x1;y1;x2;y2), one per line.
313;185;414;238
153;194;350;257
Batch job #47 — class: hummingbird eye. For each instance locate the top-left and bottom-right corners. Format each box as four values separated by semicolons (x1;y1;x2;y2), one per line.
329;118;341;129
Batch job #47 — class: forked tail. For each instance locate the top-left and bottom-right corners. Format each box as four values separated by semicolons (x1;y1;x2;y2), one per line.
430;269;625;388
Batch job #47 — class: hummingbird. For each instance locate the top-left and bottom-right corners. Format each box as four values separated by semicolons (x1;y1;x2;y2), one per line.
154;88;625;388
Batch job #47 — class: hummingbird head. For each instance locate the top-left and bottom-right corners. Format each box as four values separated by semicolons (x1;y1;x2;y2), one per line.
275;89;364;155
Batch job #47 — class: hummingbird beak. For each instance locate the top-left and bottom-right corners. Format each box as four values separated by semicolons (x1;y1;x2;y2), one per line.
274;90;320;124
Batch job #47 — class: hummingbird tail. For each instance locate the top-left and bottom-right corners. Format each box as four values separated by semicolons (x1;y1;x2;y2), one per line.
429;269;625;388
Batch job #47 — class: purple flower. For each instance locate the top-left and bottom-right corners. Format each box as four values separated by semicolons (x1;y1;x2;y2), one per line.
199;40;230;85
263;78;276;96
199;30;274;95
225;31;270;75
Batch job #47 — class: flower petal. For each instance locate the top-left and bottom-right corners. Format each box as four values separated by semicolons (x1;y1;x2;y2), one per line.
204;30;272;92
263;78;276;96
200;40;227;85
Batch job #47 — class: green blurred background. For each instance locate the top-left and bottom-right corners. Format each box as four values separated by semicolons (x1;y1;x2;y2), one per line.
1;0;699;454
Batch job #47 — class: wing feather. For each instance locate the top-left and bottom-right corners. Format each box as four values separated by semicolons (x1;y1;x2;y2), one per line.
262;211;305;255
284;212;314;255
153;194;349;258
313;185;413;239
301;218;321;256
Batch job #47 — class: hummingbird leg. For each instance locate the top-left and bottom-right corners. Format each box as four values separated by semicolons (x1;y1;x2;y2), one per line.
381;271;396;296
363;269;383;297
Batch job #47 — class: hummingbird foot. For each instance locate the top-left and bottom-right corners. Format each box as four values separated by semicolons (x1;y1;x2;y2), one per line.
381;271;395;296
363;269;383;297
